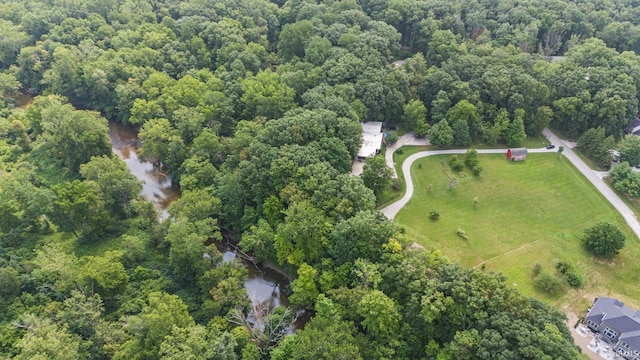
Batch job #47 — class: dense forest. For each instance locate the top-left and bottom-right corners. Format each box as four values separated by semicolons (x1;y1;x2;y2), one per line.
2;0;640;358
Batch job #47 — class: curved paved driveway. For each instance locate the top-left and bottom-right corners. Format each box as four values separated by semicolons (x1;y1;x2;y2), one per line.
381;128;640;241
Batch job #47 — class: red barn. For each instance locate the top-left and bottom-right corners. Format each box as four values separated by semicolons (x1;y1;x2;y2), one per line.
506;148;527;161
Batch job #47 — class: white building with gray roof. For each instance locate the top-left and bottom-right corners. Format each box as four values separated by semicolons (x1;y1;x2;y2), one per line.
585;297;640;359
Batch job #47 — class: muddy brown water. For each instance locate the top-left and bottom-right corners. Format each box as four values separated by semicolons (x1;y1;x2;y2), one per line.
108;120;180;219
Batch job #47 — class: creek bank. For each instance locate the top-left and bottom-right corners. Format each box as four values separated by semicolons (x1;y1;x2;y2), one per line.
108;120;180;219
107;120;310;330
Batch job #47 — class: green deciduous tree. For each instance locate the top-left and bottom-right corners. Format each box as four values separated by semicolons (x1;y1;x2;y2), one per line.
274;201;331;266
582;222;626;257
428;119;454;146
278;20;314;61
0;266;21;298
507;109;527;146
80;155;142;219
289;263;319;309
119;292;195;360
357;289;400;351
360;155;393;197
330;210;398;265
78;251;129;298
446;100;480;139
241;70;296;120
37;97;111;173
271;316;362;360
159;325;237;360
577;127;615;168
15;316;87;360
138;118;186;176
451;118;471;147
618;135;640;166
50;180;113;239
403;99;427;131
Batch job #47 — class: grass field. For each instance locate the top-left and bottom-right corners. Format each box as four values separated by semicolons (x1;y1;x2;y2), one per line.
394;153;640;313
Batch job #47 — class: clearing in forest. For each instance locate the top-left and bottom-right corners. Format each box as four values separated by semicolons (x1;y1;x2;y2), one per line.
395;153;640;312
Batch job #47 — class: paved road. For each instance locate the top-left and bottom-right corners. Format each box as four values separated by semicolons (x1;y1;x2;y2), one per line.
542;128;640;240
381;128;640;241
385;132;430;178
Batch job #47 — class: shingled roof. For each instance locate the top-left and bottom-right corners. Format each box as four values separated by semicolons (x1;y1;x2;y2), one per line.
586;297;640;333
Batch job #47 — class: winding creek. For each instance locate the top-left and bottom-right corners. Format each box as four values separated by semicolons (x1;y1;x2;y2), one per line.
107;120;308;330
108;120;180;219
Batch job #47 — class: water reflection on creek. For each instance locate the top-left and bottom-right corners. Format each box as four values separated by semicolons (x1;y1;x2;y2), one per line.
222;250;311;331
107;119;310;330
108;120;180;218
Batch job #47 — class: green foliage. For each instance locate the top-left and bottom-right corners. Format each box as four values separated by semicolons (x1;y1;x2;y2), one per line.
507;109;527;146
34;96;111;173
80;155;142;219
360;155;393;197
610;162;640;198
534;272;563;294
1;1;630;358
289;263;319;309
582;221;626;257
274;201;331;266
0;266;21;298
555;262;583;288
329;210;399;266
385;130;398;145
448;155;464;172
159;325;236;360
577;127;616;168
119;292;195;359
50;180;114;240
451;119;471;146
241;70;296;120
428;119;454;146
14;316;87;360
618;135;640;166
532;263;543;276
456;228;469;241
271;316;362;360
138;118;186;176
357;290;400;341
403;99;427;131
429;210;440;220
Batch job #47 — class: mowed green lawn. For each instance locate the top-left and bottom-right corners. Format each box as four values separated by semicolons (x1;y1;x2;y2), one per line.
395;153;640;312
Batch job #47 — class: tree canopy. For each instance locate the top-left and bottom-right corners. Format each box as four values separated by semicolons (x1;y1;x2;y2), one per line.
2;0;636;358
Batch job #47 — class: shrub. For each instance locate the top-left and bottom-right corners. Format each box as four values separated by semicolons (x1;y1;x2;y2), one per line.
566;271;583;288
464;148;479;168
390;178;402;191
471;165;483;176
385;130;398;145
532;263;542;276
534;272;563;294
448;155;464;172
456;228;469;240
429;210;440;220
396;148;404;155
555;261;570;274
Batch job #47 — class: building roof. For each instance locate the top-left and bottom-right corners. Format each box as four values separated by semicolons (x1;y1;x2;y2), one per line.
357;122;383;158
509;148;528;155
625;117;640;136
587;297;640;334
619;330;640;350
